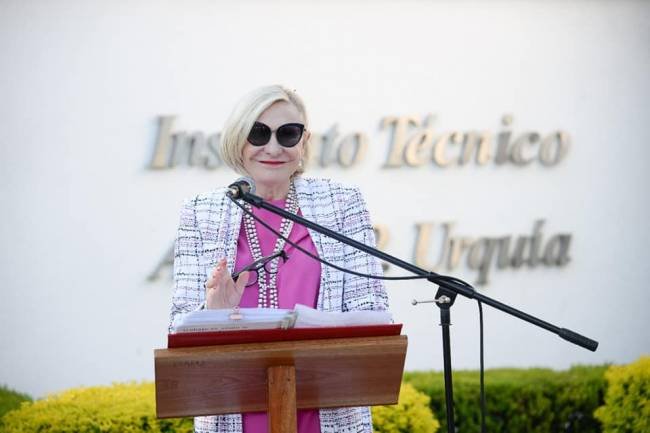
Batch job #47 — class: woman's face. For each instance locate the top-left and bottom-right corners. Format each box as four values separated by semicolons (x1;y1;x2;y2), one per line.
242;101;307;190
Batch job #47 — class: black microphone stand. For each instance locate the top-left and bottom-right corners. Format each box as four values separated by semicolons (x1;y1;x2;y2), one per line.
233;190;598;433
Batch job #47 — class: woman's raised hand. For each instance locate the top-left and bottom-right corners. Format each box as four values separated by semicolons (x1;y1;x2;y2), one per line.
205;258;250;309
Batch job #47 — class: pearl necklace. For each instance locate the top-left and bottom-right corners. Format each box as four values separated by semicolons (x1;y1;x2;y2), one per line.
243;182;299;308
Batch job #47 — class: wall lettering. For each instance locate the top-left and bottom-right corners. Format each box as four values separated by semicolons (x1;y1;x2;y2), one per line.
148;114;570;171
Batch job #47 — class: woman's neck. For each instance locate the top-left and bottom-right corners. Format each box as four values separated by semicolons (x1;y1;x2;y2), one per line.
254;180;291;200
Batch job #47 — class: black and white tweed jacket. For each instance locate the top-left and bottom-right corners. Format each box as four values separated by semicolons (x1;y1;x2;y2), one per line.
170;176;389;433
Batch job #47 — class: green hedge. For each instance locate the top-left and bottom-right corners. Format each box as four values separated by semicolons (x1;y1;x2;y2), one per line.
0;385;32;418
405;365;608;433
0;381;436;433
0;382;193;433
5;361;648;433
594;356;650;433
373;383;440;433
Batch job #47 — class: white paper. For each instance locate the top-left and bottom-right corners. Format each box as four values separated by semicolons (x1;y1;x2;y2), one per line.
171;308;296;333
171;305;393;333
293;304;392;328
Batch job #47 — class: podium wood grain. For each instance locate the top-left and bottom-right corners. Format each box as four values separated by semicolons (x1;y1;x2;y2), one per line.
155;335;407;418
267;366;297;433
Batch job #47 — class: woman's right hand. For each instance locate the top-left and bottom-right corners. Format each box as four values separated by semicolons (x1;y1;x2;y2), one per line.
205;258;250;309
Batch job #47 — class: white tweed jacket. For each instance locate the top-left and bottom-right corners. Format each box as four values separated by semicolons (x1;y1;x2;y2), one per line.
170;176;389;433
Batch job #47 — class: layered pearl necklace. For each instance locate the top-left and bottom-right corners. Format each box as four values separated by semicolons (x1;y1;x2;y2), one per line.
243;182;299;308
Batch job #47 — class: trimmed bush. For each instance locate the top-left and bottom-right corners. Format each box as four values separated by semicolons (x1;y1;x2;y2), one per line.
3;380;440;433
405;365;607;433
0;382;193;433
372;383;439;433
594;356;650;433
1;363;625;433
0;385;32;418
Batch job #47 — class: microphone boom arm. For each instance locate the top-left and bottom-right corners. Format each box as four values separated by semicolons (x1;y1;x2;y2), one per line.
237;191;598;352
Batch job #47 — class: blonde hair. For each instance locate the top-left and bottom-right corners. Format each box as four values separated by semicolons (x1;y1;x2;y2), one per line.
220;85;310;176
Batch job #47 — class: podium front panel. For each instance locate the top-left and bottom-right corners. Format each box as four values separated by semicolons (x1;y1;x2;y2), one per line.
155;335;407;418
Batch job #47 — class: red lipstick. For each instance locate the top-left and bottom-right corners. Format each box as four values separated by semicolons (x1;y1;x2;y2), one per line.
259;161;285;165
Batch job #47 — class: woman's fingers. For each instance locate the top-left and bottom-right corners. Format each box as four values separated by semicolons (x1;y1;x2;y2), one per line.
234;271;249;294
205;258;246;309
206;258;228;288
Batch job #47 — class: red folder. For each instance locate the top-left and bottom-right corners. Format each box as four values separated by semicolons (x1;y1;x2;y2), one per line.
168;323;402;348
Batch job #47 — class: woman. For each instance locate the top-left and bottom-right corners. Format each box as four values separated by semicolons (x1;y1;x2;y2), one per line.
170;85;388;433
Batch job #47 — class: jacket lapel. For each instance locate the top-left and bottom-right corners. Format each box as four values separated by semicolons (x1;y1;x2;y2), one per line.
294;177;334;311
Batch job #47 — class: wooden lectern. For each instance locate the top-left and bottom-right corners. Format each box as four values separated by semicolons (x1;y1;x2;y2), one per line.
155;332;407;433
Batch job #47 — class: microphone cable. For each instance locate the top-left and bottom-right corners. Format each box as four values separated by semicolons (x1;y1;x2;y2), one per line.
229;196;430;281
229;194;487;430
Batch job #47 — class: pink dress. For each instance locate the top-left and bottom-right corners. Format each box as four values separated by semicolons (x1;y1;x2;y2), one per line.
235;199;322;433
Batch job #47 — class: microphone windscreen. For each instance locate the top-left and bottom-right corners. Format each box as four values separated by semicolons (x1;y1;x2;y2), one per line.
236;176;255;195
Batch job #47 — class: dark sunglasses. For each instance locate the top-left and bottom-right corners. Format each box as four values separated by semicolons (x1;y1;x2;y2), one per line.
247;122;305;148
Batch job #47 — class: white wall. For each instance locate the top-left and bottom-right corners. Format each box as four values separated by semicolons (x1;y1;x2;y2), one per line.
1;0;649;398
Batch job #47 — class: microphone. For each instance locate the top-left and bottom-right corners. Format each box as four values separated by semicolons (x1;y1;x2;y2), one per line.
227;177;255;199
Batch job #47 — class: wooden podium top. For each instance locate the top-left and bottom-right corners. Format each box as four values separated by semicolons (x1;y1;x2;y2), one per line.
155;335;407;418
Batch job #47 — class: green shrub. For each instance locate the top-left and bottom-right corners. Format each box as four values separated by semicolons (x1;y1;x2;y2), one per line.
372;383;440;433
594;356;650;433
0;385;32;418
0;363;623;433
405;365;608;433
0;382;193;433
3;381;440;433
